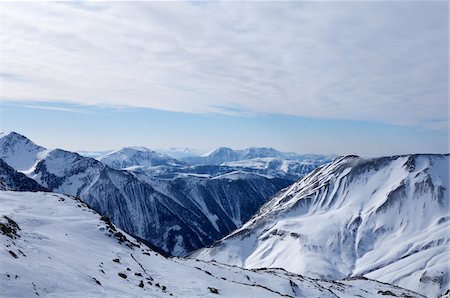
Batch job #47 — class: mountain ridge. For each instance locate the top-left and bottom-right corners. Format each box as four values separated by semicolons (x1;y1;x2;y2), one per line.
192;153;450;297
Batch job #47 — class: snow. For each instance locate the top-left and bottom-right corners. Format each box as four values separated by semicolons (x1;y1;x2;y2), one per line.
156;147;203;159
184;146;333;167
97;147;185;170
0;191;424;298
0;132;45;171
193;154;450;297
77;150;114;158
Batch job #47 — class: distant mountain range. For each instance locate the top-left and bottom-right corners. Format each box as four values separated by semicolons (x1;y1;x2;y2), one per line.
0;132;328;256
192;154;450;297
98;147;186;169
179;146;333;166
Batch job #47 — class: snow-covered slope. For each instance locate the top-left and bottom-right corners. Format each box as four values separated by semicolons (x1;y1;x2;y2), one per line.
0;132;45;171
0;190;425;298
98;147;185;170
192;154;450;297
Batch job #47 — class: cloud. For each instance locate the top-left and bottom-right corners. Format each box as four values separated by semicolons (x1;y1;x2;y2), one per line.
1;1;448;129
21;104;94;115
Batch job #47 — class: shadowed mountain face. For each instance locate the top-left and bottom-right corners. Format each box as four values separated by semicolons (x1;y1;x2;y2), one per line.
0;158;48;192
192;154;450;297
0;132;322;256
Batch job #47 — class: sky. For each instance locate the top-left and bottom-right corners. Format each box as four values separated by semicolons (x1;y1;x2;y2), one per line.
0;1;448;155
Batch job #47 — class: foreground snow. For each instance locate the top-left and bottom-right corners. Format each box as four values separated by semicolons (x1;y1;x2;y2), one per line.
0;191;424;297
193;154;450;297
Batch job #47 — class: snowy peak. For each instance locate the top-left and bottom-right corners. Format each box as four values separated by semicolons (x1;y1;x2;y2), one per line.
98;146;185;170
203;146;237;157
240;147;284;160
0;132;45;171
199;147;241;164
193;154;450;297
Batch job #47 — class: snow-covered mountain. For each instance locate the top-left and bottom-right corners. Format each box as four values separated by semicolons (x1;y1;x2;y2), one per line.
97;147;186;170
192;154;450;297
78;150;114;159
0;132;301;256
184;147;241;165
0;132;45;171
222;157;324;179
85;145;331;180
240;147;285;160
0;190;425;297
182;146;333;166
156;147;203;159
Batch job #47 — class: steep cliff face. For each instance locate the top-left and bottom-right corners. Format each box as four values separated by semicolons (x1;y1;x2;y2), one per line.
192;154;450;297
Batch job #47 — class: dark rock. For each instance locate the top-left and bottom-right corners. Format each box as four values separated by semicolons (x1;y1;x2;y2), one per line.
0;216;21;239
8;250;18;258
378;290;397;296
118;273;127;279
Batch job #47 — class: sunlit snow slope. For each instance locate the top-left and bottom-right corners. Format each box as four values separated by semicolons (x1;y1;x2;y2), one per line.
0;191;425;297
193;154;450;297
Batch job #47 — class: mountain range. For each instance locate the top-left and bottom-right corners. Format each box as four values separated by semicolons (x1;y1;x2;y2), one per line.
0;132;327;256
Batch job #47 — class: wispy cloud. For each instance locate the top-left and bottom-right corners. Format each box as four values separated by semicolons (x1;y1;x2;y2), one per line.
22;104;94;115
1;1;448;129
